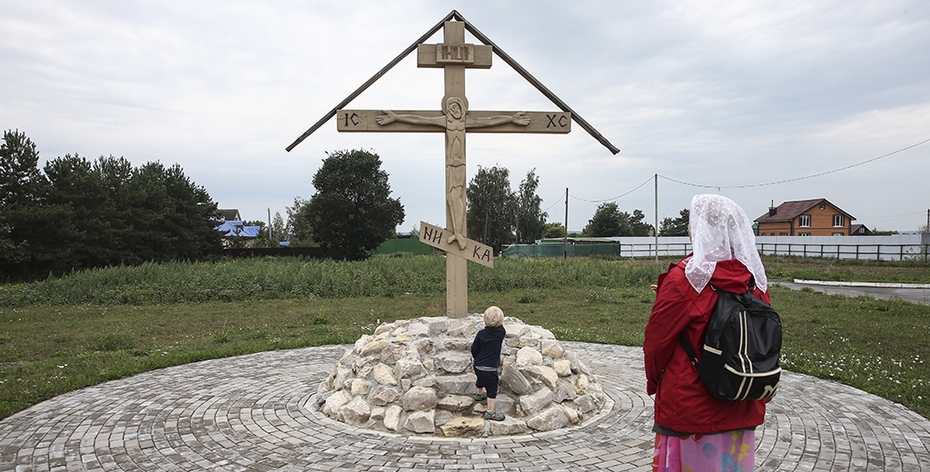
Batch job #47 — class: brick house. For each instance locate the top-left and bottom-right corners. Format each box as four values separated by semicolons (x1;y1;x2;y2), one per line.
755;198;855;236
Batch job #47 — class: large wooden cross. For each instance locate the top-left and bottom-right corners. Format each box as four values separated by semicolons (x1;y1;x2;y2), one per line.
337;20;570;318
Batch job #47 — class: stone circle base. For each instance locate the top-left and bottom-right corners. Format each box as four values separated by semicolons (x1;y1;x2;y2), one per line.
311;315;610;437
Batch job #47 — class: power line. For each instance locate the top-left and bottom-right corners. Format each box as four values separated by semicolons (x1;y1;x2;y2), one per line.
555;137;927;209
542;193;564;213
863;210;929;222
658;137;930;190
569;175;654;203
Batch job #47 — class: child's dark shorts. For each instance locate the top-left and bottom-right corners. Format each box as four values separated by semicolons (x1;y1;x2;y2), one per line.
474;367;499;398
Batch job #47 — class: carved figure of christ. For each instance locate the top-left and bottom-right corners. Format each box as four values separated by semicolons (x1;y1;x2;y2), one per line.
376;97;529;249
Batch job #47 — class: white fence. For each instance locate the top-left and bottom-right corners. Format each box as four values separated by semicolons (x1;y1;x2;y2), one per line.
602;234;930;261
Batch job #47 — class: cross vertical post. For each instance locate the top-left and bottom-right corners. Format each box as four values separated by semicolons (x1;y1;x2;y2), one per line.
443;21;468;319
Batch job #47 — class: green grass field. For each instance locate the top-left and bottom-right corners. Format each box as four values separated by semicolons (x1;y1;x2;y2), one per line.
1;255;928;420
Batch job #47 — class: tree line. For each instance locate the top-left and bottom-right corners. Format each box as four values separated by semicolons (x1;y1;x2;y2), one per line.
1;130;221;278
1;130;688;279
283;152;550;257
564;203;689;239
460;168;690;245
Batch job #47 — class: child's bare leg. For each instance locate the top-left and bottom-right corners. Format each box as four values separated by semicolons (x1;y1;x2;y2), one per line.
487;397;495;412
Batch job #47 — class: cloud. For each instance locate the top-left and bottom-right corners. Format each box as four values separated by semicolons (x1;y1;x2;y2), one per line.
2;0;928;232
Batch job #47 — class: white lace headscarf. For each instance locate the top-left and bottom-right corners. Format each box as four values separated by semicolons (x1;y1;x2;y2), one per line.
685;194;768;293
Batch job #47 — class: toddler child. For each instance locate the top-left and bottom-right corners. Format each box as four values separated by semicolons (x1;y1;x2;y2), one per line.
471;306;506;421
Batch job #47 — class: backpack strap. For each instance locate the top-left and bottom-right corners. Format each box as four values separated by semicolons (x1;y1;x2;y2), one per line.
679;284;717;367
679;332;699;367
679;274;755;367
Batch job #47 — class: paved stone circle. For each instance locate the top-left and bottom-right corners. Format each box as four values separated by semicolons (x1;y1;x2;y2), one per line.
1;342;928;471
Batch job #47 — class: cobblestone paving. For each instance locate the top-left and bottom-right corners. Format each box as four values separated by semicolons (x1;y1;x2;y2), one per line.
1;342;928;471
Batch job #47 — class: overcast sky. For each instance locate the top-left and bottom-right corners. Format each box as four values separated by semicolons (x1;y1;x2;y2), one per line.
3;1;929;233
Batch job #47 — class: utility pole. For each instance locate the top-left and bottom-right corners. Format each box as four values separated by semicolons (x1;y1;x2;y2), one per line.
654;174;658;263
563;188;569;259
514;201;519;246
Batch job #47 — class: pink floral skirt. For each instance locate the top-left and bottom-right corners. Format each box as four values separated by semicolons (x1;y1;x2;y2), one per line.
652;430;755;472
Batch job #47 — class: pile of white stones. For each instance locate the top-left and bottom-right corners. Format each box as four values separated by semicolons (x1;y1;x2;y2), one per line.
311;314;609;437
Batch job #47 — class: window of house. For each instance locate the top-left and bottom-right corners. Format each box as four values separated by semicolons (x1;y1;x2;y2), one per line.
833;214;844;227
799;232;811;236
799;214;811;227
780;232;788;236
819;203;826;210
832;232;844;236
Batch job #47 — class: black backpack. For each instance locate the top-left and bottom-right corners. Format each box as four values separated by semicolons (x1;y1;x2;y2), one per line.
680;280;782;401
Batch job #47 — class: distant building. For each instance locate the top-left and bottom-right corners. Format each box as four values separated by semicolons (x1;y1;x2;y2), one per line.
215;220;261;248
218;209;241;222
755;198;855;236
849;224;872;236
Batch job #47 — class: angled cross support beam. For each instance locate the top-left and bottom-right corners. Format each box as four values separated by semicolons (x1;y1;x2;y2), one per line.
285;11;457;152
455;13;620;155
286;10;618;155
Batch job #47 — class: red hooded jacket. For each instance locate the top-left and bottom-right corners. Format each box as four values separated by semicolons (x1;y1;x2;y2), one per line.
644;256;771;434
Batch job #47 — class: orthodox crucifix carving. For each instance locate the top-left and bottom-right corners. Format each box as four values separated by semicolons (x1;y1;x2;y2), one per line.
336;20;569;318
288;11;619;318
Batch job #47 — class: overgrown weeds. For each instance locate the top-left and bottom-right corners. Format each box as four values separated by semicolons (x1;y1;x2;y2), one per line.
0;256;668;307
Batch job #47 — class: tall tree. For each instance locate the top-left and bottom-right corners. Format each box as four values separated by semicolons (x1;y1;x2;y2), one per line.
515;169;547;244
583;202;627;237
158;162;222;259
0;130;43;209
583;203;654;237
466;165;515;253
285;196;313;245
303;149;404;259
0;130;47;266
543;222;566;239
629;209;653;236
271;211;286;243
92;155;135;263
122;161;220;263
659;208;690;236
41;154;107;269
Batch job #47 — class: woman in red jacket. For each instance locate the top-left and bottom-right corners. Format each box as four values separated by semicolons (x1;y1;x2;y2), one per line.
645;194;771;472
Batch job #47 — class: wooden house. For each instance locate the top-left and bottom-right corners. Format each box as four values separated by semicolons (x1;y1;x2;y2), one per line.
755;198;855;236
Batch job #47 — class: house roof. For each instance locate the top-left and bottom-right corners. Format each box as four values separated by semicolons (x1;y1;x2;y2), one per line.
850;224;871;235
754;198;855;223
215;220;261;238
218;209;241;221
